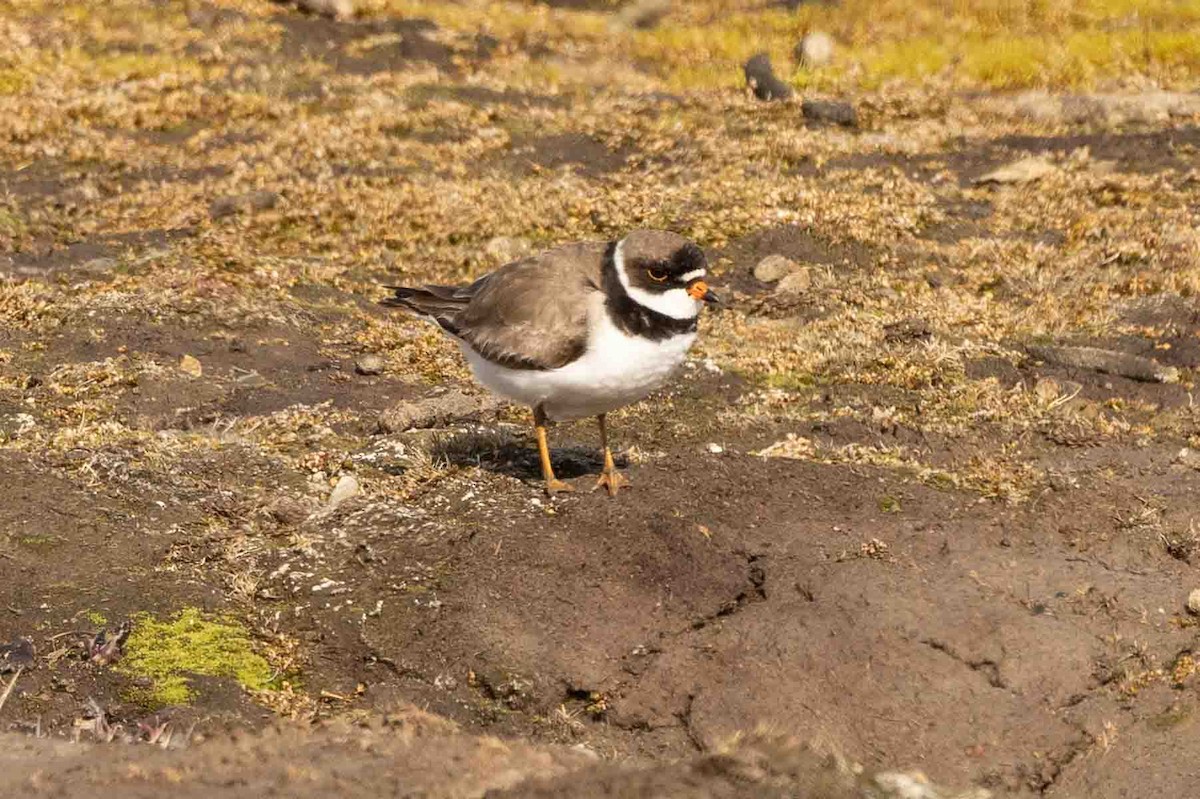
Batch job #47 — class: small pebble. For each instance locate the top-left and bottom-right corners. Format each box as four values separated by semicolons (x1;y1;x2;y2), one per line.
974;156;1056;186
355;354;385;376
179;354;203;378
707;443;724;454
296;0;354;20
209;190;280;220
796;31;835;68
328;474;360;509
753;254;798;283
801;99;858;128
775;268;813;296
1187;589;1200;616
610;0;671;31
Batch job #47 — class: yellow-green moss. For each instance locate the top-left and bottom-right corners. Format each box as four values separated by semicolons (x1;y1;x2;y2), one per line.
0;68;31;96
117;608;273;707
859;38;952;86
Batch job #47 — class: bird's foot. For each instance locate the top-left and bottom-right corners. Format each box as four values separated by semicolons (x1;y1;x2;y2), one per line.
592;469;628;498
544;478;575;496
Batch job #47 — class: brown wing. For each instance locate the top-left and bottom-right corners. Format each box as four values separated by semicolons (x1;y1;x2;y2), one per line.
382;241;606;371
455;241;605;370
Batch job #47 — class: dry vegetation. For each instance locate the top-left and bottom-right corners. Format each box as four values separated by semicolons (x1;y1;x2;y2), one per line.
2;1;1200;797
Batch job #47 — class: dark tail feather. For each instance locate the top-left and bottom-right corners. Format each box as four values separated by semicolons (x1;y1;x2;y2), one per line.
381;285;468;335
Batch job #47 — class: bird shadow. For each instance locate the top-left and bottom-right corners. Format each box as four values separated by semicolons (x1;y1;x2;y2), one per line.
428;428;626;482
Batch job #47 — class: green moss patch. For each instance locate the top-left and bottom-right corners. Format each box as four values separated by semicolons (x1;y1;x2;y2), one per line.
118;608;273;707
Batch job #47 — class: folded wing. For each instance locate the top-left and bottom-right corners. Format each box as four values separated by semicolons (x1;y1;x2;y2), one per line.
383;241;605;371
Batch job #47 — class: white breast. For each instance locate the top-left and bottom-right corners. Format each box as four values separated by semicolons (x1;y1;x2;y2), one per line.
459;298;696;421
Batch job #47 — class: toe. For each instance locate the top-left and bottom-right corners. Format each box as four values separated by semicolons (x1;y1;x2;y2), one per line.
593;471;628;497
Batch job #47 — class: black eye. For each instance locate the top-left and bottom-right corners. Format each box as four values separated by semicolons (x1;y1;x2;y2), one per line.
647;268;669;283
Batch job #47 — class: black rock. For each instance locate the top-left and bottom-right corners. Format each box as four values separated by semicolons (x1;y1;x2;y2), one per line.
744;53;793;102
801;98;858;127
1;637;35;673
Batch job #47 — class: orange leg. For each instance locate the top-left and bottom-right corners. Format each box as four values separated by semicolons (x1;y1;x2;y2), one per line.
592;414;628;497
534;405;573;496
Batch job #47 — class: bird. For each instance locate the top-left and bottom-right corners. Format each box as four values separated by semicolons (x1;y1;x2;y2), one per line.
381;229;720;497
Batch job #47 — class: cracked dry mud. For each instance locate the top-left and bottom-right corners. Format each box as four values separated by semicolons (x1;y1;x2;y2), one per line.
3;1;1200;797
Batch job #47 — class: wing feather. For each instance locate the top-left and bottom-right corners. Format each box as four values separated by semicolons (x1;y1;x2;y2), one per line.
382;241;606;370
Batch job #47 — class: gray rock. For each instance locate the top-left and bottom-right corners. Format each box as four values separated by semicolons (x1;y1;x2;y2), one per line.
775;268;813;296
610;0;671;31
753;254;798;283
209;190;280;220
378;389;501;434
974;156;1056;185
744;54;793;102
796;31;834;68
328;474;360;509
1001;91;1200;126
1188;589;1200;616
355;354;385;376
296;0;354;19
78;257;118;275
266;495;320;525
1;637;35;673
1027;344;1179;384
801;98;857;127
59;182;101;207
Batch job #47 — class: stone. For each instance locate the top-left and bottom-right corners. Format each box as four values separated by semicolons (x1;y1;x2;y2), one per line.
1188;589;1200;616
882;318;932;343
744;54;793;102
59;182;101;207
328;474;360;509
610;0;671;31
796;31;834;68
209;190;280;220
1033;377;1061;404
483;235;533;265
179;354;203;378
974;157;1056;185
1028;344;1179;384
296;0;354;20
355;354;385;376
801;98;857;127
378;389;501;434
753;254;798;283
266;495;319;525
775;267;813;296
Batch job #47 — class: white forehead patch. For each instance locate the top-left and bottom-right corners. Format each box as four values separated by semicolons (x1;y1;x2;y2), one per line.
613;238;701;321
679;268;706;283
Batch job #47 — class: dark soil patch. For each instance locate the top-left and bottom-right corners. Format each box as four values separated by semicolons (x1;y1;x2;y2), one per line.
497;133;633;177
808;125;1199;190
993;126;1200;175
404;83;567;111
0;451;258;734
274;14;453;75
918;197;994;243
21;312;419;428
3;229;195;280
720;223;876;273
715;223;877;306
246;407;1200;795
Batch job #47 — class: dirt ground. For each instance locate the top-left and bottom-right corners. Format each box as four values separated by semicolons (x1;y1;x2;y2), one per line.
3;1;1200;797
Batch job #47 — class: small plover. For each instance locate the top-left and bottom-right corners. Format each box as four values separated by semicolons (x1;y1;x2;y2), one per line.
383;230;719;496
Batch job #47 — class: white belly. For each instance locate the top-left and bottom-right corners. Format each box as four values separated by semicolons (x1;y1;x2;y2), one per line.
458;312;696;421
